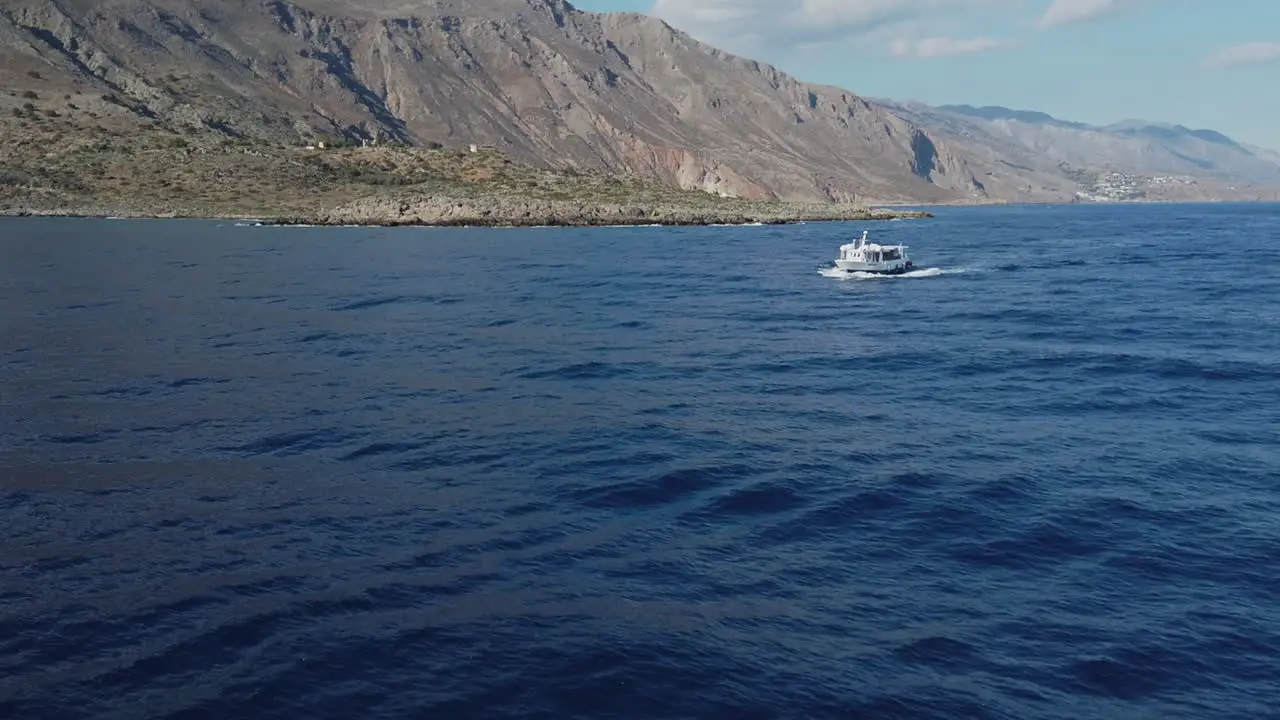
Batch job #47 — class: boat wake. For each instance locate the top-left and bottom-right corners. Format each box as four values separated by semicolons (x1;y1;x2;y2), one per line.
818;266;961;280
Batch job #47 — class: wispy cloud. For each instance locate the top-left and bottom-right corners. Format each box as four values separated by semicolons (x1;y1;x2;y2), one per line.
649;0;1020;54
1037;0;1123;28
1204;41;1280;68
889;36;1017;58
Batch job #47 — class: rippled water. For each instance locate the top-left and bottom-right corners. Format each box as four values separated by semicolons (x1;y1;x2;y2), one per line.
2;204;1278;719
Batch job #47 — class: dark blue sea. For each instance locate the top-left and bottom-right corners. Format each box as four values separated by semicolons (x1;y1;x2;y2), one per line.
2;203;1278;720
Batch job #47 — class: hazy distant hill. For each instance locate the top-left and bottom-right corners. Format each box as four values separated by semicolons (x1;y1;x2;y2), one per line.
877;101;1280;194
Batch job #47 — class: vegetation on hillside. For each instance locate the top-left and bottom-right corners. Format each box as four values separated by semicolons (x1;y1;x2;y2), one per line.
0;108;929;225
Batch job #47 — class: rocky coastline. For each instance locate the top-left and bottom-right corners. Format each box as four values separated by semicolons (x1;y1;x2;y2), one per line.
261;195;930;228
1;194;930;227
1;117;932;228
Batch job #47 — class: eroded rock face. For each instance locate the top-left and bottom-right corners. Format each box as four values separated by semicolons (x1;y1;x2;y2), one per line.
0;0;988;203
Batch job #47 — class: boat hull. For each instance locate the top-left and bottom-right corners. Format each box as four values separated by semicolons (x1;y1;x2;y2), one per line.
833;260;914;275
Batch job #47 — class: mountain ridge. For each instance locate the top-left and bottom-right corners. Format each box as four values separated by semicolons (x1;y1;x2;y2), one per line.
0;0;989;204
933;103;1271;153
2;0;1278;206
873;98;1280;200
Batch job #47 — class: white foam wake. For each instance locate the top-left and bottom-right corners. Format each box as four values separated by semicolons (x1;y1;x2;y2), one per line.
817;266;964;280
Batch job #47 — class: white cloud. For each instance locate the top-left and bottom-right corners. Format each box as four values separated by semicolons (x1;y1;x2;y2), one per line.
1037;0;1122;28
1204;42;1280;68
649;0;1021;54
889;36;1016;58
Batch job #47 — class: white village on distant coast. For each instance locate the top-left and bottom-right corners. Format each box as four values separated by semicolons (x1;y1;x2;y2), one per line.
1075;171;1198;202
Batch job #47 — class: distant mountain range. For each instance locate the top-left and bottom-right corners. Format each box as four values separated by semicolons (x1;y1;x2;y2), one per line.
891;102;1280;187
2;0;1278;205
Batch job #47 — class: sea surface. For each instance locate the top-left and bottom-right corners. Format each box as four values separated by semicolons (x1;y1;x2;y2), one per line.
1;203;1278;719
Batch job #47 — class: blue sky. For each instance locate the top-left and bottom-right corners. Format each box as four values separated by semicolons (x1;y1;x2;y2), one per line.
572;0;1280;150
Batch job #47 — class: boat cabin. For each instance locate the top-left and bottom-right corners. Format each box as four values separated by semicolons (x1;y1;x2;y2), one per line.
833;230;913;274
839;232;906;263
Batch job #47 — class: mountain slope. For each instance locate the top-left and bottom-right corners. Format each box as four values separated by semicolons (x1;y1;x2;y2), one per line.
876;100;1280;196
0;0;989;204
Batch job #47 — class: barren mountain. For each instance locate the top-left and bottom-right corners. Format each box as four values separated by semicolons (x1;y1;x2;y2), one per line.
0;0;990;204
874;100;1280;201
3;0;1276;206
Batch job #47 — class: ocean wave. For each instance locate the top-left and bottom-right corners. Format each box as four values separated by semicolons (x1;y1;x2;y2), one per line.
4;205;1279;718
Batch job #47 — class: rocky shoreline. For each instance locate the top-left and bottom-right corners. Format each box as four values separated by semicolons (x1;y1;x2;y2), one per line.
265;195;932;227
1;193;932;227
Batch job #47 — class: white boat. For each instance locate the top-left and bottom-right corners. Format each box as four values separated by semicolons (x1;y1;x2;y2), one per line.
832;230;914;275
